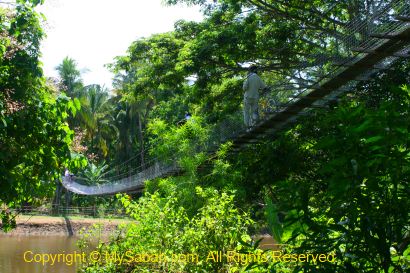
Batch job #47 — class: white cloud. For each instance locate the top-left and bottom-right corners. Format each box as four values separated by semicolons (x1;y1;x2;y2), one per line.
37;0;203;89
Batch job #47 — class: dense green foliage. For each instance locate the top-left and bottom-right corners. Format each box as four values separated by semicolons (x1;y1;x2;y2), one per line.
84;63;410;273
0;0;409;272
0;0;79;231
79;0;409;272
232;83;410;272
79;190;256;273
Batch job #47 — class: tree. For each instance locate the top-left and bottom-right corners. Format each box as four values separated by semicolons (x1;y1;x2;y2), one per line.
55;56;84;97
0;1;78;231
107;1;410;271
111;95;151;167
77;84;115;158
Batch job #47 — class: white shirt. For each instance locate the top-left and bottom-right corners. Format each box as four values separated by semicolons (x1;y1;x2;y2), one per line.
243;72;266;99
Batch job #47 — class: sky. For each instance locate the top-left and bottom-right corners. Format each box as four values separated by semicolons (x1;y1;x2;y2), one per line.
36;0;203;89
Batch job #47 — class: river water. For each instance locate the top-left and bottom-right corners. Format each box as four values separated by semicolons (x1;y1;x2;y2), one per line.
0;235;277;272
0;235;82;273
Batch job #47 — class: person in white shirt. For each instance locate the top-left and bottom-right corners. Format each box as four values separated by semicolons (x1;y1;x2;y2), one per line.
242;65;267;128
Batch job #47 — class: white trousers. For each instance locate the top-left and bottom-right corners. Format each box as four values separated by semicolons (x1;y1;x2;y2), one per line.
244;97;259;127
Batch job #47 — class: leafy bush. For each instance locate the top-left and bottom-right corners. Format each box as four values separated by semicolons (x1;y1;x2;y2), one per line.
255;84;410;272
79;188;256;273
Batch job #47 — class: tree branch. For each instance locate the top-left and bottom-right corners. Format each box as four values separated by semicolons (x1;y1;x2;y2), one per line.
247;0;346;39
274;0;345;27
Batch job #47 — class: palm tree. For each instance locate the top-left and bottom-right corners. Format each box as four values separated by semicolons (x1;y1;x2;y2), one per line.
55;57;83;97
130;97;153;167
112;100;134;164
78;84;116;157
114;93;153;167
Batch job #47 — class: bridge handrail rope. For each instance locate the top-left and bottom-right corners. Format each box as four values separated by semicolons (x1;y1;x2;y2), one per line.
63;0;410;195
86;156;174;184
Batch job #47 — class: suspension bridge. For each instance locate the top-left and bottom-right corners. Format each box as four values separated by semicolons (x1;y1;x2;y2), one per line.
63;0;410;195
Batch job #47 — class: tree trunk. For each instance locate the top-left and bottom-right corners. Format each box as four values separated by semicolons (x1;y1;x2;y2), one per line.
137;113;145;167
52;181;62;215
65;189;71;215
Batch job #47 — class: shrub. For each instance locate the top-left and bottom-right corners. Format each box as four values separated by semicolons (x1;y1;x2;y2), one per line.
79;188;256;273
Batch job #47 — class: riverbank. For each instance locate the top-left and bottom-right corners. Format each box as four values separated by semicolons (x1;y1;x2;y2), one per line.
0;215;131;236
0;216;278;250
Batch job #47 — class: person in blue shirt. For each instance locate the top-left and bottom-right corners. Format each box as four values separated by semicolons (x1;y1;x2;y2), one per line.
185;111;192;121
